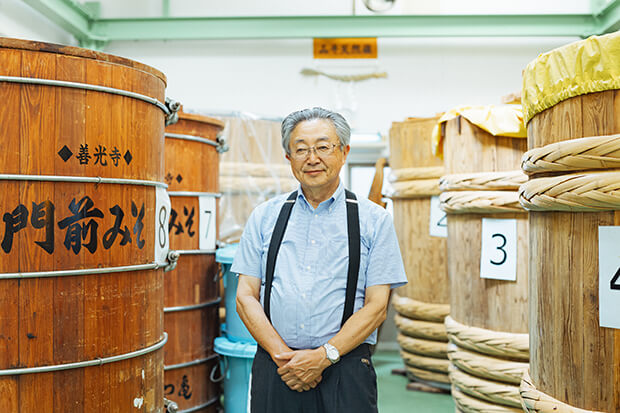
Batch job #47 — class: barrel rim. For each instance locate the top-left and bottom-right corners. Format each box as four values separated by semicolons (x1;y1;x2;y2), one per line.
177;111;226;129
0;37;167;86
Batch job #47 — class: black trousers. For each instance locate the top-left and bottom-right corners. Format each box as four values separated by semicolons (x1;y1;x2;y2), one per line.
250;344;378;413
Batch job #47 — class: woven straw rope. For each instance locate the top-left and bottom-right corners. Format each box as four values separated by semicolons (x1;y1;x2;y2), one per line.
449;364;522;408
390;179;441;198
519;171;620;212
394;314;448;342
520;370;604;413
440;171;527;191
400;350;449;374
440;191;524;214
390;166;445;182
521;134;620;175
445;316;529;362
392;294;450;323
407;365;450;384
447;343;527;385
452;386;523;413
397;334;448;358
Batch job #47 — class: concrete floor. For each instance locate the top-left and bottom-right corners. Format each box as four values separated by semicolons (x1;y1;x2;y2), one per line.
374;351;455;413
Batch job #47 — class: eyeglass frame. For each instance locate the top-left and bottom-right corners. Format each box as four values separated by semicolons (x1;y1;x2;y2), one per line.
290;142;342;161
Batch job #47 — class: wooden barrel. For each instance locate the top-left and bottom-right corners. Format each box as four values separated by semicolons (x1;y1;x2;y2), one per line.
388;117;450;388
164;111;224;412
0;38;169;411
519;32;620;412
218;116;296;243
442;114;529;412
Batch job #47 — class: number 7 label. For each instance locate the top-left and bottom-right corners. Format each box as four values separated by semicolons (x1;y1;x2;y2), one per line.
199;195;216;251
599;226;620;329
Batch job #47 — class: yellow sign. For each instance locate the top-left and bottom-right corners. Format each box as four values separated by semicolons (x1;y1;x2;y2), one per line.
313;38;378;59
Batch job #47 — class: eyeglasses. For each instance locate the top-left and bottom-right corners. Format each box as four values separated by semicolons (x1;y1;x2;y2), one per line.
291;143;339;161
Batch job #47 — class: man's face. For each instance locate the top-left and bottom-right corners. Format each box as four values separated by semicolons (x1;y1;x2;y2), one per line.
286;118;350;192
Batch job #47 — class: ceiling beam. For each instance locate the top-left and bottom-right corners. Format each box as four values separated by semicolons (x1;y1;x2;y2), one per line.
22;0;102;44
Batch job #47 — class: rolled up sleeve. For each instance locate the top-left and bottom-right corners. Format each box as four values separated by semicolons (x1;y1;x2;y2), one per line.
230;206;264;280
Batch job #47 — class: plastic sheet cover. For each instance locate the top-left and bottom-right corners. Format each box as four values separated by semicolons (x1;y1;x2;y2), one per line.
432;105;527;158
215;113;297;244
522;31;620;124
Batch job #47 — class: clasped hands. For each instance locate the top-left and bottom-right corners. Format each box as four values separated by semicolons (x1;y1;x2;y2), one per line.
273;347;331;392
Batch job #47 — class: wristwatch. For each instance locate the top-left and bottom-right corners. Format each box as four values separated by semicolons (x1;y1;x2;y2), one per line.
323;343;340;364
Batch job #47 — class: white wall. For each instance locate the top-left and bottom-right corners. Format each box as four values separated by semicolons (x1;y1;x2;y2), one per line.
0;0;75;45
104;36;577;135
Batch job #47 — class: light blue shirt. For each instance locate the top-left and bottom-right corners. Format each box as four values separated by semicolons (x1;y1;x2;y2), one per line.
231;182;407;349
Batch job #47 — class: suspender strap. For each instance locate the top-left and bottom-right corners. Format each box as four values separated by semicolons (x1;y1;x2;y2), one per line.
342;189;360;326
263;189;361;327
264;190;297;321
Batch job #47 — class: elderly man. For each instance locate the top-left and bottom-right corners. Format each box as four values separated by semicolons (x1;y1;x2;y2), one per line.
233;107;407;412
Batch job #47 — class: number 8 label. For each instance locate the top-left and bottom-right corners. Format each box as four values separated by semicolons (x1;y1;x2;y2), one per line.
480;218;517;281
155;187;171;265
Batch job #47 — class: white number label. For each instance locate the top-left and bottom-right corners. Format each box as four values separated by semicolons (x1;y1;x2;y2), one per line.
154;187;171;265
199;195;217;251
429;196;447;238
599;226;620;329
480;218;517;281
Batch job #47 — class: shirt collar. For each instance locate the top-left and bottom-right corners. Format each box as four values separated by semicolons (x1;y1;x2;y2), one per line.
296;181;345;210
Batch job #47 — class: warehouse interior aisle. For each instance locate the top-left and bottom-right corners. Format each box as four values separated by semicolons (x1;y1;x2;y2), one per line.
375;351;455;412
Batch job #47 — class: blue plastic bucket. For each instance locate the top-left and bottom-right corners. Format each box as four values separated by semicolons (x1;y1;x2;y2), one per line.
214;336;257;413
216;244;255;343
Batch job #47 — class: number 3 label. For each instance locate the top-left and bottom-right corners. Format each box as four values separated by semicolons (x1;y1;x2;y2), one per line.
480;218;517;281
155;187;171;265
598;226;620;330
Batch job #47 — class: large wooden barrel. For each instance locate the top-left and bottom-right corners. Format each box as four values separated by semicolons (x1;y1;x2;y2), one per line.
219;116;297;243
163;111;224;412
519;32;620;412
441;112;529;412
388;117;450;388
0;38;170;411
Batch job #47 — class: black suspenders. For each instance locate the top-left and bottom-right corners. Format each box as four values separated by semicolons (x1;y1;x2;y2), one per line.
263;189;360;327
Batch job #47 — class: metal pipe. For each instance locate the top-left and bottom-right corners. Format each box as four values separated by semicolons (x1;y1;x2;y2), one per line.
172;249;216;255
164;298;221;313
165;133;219;148
0;333;167;375
0;76;169;114
0;174;167;188
0;262;160;279
167;191;222;198
164;354;218;371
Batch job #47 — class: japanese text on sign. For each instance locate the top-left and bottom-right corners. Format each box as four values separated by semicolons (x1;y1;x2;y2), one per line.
313;38;378;59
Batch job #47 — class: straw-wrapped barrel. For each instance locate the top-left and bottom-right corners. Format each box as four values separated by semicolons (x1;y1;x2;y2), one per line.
164;111;225;412
0;38;172;411
388;117;450;388
519;32;620;413
440;110;529;413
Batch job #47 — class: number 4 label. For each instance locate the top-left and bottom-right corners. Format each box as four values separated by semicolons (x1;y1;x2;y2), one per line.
480;218;517;281
598;226;620;329
199;195;217;251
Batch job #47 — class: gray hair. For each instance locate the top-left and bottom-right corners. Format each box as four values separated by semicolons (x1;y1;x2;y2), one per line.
281;107;351;155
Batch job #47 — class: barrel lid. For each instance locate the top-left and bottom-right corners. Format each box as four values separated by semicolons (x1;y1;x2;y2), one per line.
214;336;257;358
0;37;167;86
522;31;620;124
216;243;238;264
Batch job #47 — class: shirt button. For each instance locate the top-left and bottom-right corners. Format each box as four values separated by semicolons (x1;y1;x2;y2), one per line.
306;266;311;270
311;240;316;244
301;293;306;299
300;324;305;329
314;214;318;218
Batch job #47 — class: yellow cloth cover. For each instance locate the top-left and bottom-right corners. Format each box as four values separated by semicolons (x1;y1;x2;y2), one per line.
522;31;620;124
431;105;526;158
